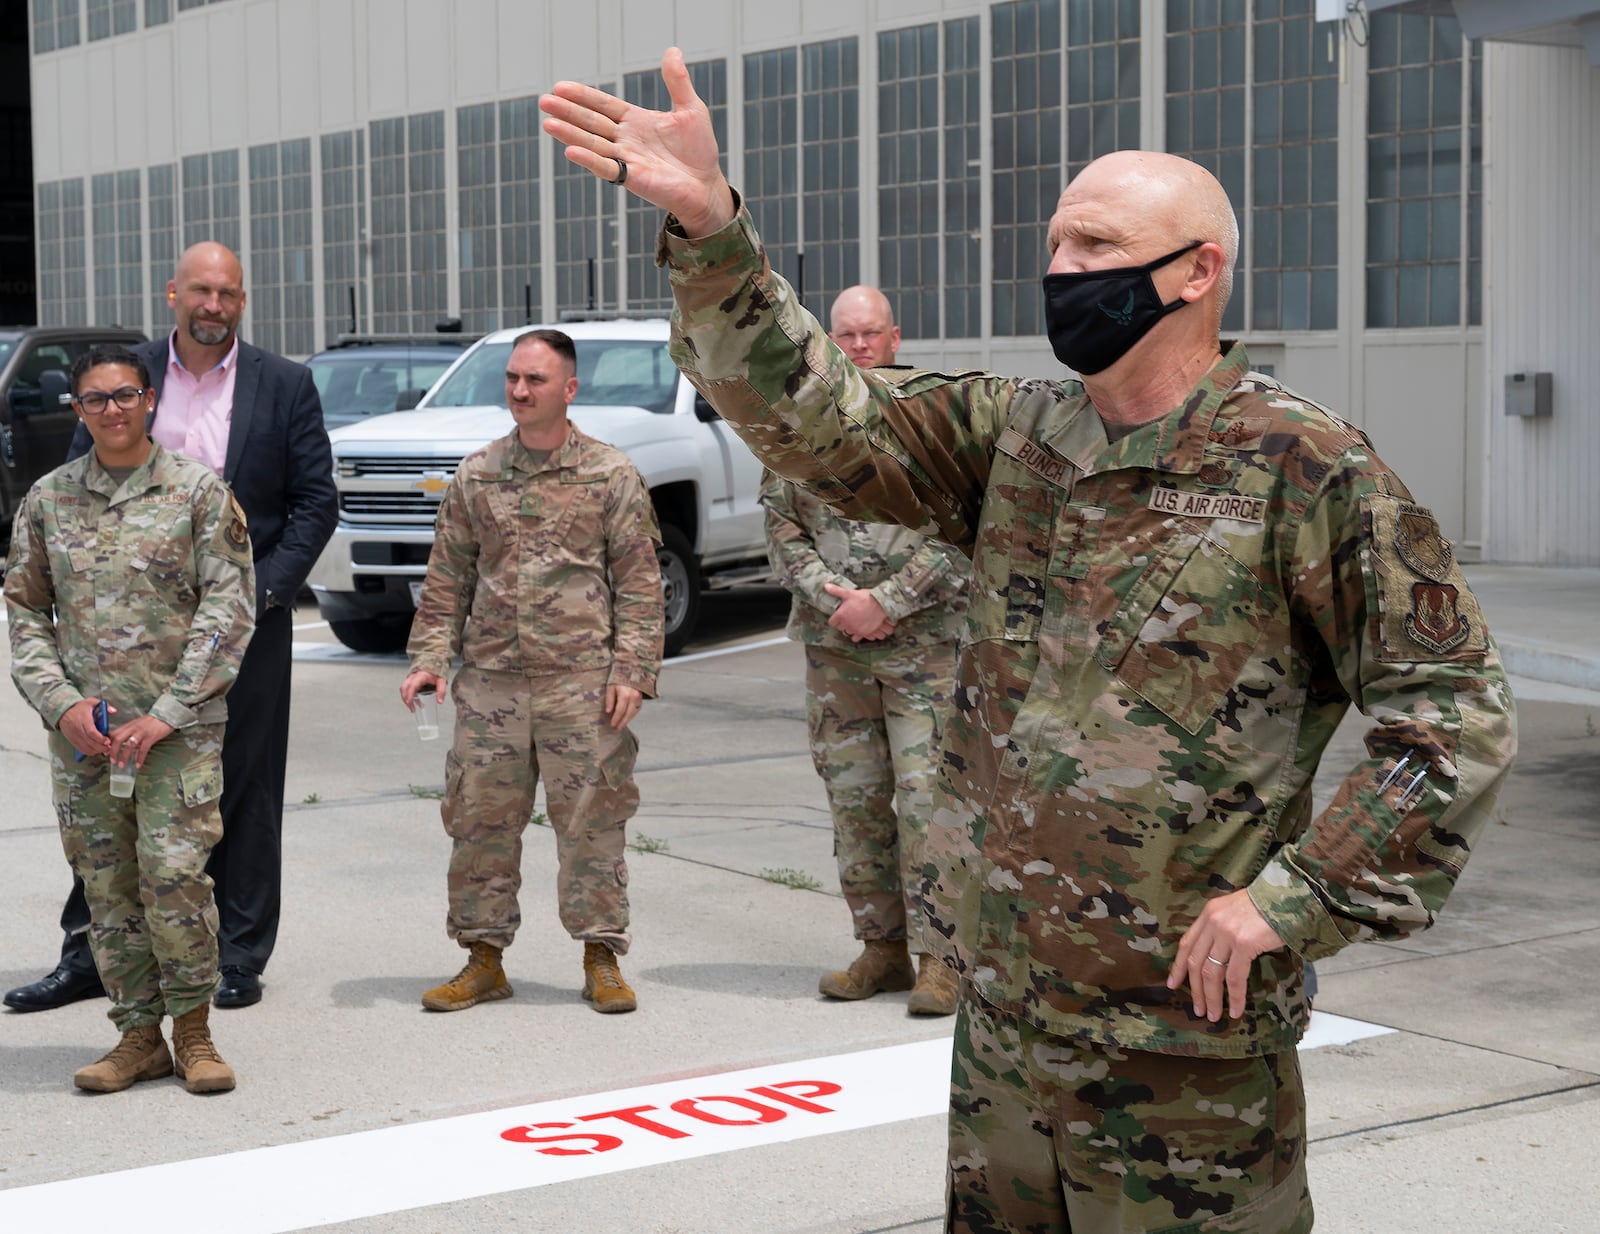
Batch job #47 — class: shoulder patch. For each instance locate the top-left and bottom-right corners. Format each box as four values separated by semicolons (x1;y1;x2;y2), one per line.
1364;494;1487;663
225;492;249;550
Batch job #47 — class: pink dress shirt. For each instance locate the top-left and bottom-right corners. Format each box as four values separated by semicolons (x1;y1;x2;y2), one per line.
151;334;239;475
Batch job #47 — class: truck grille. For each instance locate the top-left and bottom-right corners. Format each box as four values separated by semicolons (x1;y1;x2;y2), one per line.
340;493;445;518
334;454;462;523
336;455;463;478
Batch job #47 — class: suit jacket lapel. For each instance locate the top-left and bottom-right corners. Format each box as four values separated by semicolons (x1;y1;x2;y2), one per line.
225;343;264;484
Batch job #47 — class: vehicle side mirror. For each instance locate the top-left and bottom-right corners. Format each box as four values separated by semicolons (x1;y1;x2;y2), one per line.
394;387;425;411
693;392;721;423
12;368;72;418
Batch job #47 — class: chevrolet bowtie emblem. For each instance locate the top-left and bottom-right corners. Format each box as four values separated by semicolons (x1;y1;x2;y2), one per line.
413;474;452;496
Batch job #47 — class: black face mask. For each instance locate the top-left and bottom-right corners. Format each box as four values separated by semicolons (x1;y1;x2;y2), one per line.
1041;242;1203;375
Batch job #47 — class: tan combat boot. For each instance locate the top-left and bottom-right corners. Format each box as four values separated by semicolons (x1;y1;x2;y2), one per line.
171;1004;236;1094
421;941;512;1012
72;1024;173;1093
906;953;960;1016
818;938;915;1001
581;942;637;1014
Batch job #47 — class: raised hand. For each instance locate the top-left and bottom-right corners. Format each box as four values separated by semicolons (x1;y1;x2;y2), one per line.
540;46;735;238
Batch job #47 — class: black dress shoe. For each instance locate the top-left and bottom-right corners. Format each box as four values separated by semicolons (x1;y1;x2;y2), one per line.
213;966;263;1009
3;963;107;1012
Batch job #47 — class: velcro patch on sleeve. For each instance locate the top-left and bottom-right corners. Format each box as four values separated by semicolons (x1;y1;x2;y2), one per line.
1364;494;1488;663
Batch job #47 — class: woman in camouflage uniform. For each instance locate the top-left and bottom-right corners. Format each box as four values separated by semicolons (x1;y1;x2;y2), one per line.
4;345;256;1094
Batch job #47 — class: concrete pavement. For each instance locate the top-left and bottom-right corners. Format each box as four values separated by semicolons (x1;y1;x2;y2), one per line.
1;571;1597;1232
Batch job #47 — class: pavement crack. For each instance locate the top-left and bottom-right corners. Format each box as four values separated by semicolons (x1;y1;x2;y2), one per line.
1313;1077;1600;1144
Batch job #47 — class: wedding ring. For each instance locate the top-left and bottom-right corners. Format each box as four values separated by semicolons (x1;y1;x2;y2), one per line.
610;157;629;186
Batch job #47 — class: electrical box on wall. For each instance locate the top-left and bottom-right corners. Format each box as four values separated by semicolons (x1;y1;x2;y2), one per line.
1504;372;1553;418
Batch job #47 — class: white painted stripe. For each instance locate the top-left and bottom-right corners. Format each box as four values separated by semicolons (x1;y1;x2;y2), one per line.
1300;1010;1395;1051
288;634;791;666
666;635;790;664
0;1018;1393;1233
292;618;330;632
0;1038;951;1234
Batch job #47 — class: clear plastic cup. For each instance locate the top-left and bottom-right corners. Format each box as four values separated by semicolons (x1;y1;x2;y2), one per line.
414;688;440;741
109;763;136;798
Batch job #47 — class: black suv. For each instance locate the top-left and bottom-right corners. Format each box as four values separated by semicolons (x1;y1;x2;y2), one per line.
1;324;147;547
306;333;481;431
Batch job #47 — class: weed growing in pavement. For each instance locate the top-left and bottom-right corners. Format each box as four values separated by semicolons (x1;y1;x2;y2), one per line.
408;783;445;800
628;832;670;854
760;867;822;891
530;811;549;827
1587;714;1596;738
301;792;321;804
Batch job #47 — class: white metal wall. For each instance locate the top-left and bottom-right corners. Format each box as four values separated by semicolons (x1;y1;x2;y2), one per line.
1482;42;1600;565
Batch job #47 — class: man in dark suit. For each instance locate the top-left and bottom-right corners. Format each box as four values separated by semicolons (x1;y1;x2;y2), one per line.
4;241;337;1012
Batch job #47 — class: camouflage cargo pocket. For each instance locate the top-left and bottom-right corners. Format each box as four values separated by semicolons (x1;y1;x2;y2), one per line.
179;756;223;807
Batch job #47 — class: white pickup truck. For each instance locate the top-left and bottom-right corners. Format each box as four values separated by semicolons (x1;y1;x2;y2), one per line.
306;319;771;656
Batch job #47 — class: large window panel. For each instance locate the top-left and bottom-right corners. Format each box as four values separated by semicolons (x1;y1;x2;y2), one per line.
367;112;446;333
457;103;499;332
91;169;142;328
554;83;616;317
147;164;176;331
41;179;89;325
878;23;942;341
1165;0;1246;333
1251;1;1337;331
497;96;542;328
992;0;1061;337
407;112;447;333
1065;0;1139;179
1367;9;1479;327
369;118;409;332
248;138;314;355
801;36;860;322
623;59;727;314
743;49;800;296
321;130;367;340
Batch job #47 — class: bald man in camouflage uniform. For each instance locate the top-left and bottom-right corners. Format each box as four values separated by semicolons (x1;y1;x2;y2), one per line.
6;345;255;1095
403;328;663;1016
764;284;969;1015
543;60;1517;1234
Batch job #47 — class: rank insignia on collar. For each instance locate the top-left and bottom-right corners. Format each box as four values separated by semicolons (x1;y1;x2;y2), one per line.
1406;581;1471;654
1395;503;1453;581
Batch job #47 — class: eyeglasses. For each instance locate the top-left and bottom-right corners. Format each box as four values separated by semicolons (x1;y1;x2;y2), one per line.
74;386;148;415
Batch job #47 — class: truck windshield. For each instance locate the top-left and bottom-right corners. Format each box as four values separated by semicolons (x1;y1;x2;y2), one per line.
427;338;678;414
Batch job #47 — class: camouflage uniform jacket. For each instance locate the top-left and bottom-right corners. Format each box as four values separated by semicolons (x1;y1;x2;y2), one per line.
407;425;664;696
663;203;1517;1057
5;443;256;731
762;470;969;652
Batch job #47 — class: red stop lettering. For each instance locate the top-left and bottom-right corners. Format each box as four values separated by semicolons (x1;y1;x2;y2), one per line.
670;1095;787;1126
749;1081;842;1113
500;1121;623;1156
578;1105;691;1140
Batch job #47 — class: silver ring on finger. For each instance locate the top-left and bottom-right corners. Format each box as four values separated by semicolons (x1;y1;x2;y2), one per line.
1205;955;1226;967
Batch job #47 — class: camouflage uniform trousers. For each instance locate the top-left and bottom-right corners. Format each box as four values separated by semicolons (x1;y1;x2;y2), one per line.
805;639;955;951
442;665;639;955
49;725;225;1032
947;992;1313;1233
